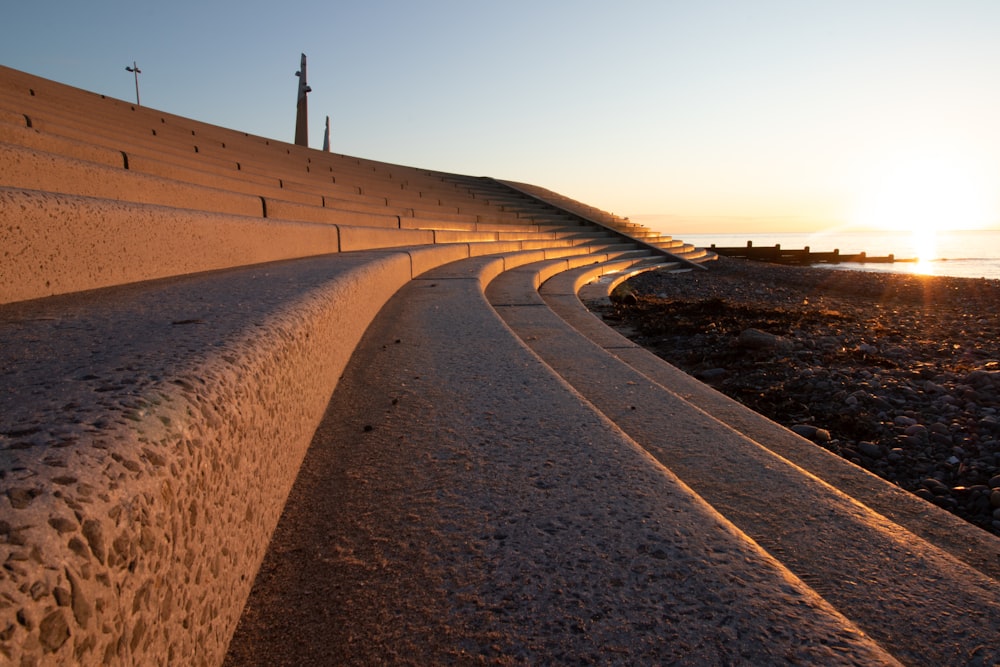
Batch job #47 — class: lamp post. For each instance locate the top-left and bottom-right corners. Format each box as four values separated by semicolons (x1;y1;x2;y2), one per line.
125;61;141;105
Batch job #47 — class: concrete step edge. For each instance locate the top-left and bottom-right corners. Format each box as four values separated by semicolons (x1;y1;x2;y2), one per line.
486;258;1000;664
0;249;428;664
547;263;1000;582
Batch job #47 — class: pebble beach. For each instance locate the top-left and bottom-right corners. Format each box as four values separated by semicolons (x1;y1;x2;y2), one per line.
600;256;1000;536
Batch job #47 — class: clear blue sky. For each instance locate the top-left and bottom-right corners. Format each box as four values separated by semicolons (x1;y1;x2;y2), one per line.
5;1;1000;234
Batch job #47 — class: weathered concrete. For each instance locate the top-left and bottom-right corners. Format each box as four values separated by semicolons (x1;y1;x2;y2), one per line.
337;225;432;251
0;143;267;217
224;255;898;665
123;154;326;207
0;63;734;665
488;258;1000;665
0;107;27;126
0;121;126;168
429;229;498;244
470;176;716;268
0;251;421;665
569;258;682;300
560;265;1000;583
263;198;401;228
0;188;344;304
0;182;617;305
405;243;477;277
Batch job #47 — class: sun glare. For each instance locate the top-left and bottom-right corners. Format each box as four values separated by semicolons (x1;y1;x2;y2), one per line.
850;152;995;269
911;229;938;274
851;154;994;234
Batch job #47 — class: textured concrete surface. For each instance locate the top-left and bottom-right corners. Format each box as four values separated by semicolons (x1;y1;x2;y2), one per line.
488;259;1000;665
0;187;338;304
0;142;264;217
430;229;499;244
3;63;810;665
0;108;27;127
225;256;897;665
553;264;1000;583
263;198;401;228
480;177;716;268
0;252;416;665
123;154;325;207
0;122;125;169
0;184;620;306
338;225;433;251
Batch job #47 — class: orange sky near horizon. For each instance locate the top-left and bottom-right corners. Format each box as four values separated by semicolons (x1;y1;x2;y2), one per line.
5;2;1000;238
598;141;1000;236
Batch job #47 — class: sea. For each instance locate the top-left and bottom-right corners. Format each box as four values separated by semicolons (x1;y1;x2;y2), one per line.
677;229;1000;281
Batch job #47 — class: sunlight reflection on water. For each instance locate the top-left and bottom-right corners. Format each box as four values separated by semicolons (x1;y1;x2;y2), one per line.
679;230;1000;280
911;230;938;275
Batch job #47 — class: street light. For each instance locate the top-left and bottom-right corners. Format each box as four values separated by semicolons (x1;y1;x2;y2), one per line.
125;61;141;105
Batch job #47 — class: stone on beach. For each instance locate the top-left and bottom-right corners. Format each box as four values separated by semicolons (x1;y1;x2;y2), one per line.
858;441;883;458
791;424;832;443
737;327;791;351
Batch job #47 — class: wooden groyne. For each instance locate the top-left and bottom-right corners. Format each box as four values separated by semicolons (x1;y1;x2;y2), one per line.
710;241;916;266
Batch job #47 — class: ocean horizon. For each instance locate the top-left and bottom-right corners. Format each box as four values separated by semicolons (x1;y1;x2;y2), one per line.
677;229;1000;281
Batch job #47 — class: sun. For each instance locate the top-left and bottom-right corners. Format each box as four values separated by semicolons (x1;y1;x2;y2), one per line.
850;153;995;236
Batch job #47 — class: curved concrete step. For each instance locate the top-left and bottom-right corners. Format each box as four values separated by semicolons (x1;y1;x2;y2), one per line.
0;105;556;229
0;250;419;665
0;233;662;665
0;85;526;228
0;140;498;233
484;257;1000;665
0;141;266;217
1;185;634;305
451;178;718;270
575;258;684;301
564;267;1000;584
224;252;897;665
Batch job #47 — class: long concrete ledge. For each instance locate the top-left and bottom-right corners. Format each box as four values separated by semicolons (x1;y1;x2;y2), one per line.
224;252;898;664
0;251;420;664
0;64;746;664
1;187;629;305
486;258;1000;664
0;187;333;304
0;142;264;218
0;240;657;665
0;98;527;228
565;265;1000;582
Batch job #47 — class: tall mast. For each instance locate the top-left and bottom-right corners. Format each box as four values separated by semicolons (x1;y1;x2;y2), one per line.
294;53;311;147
